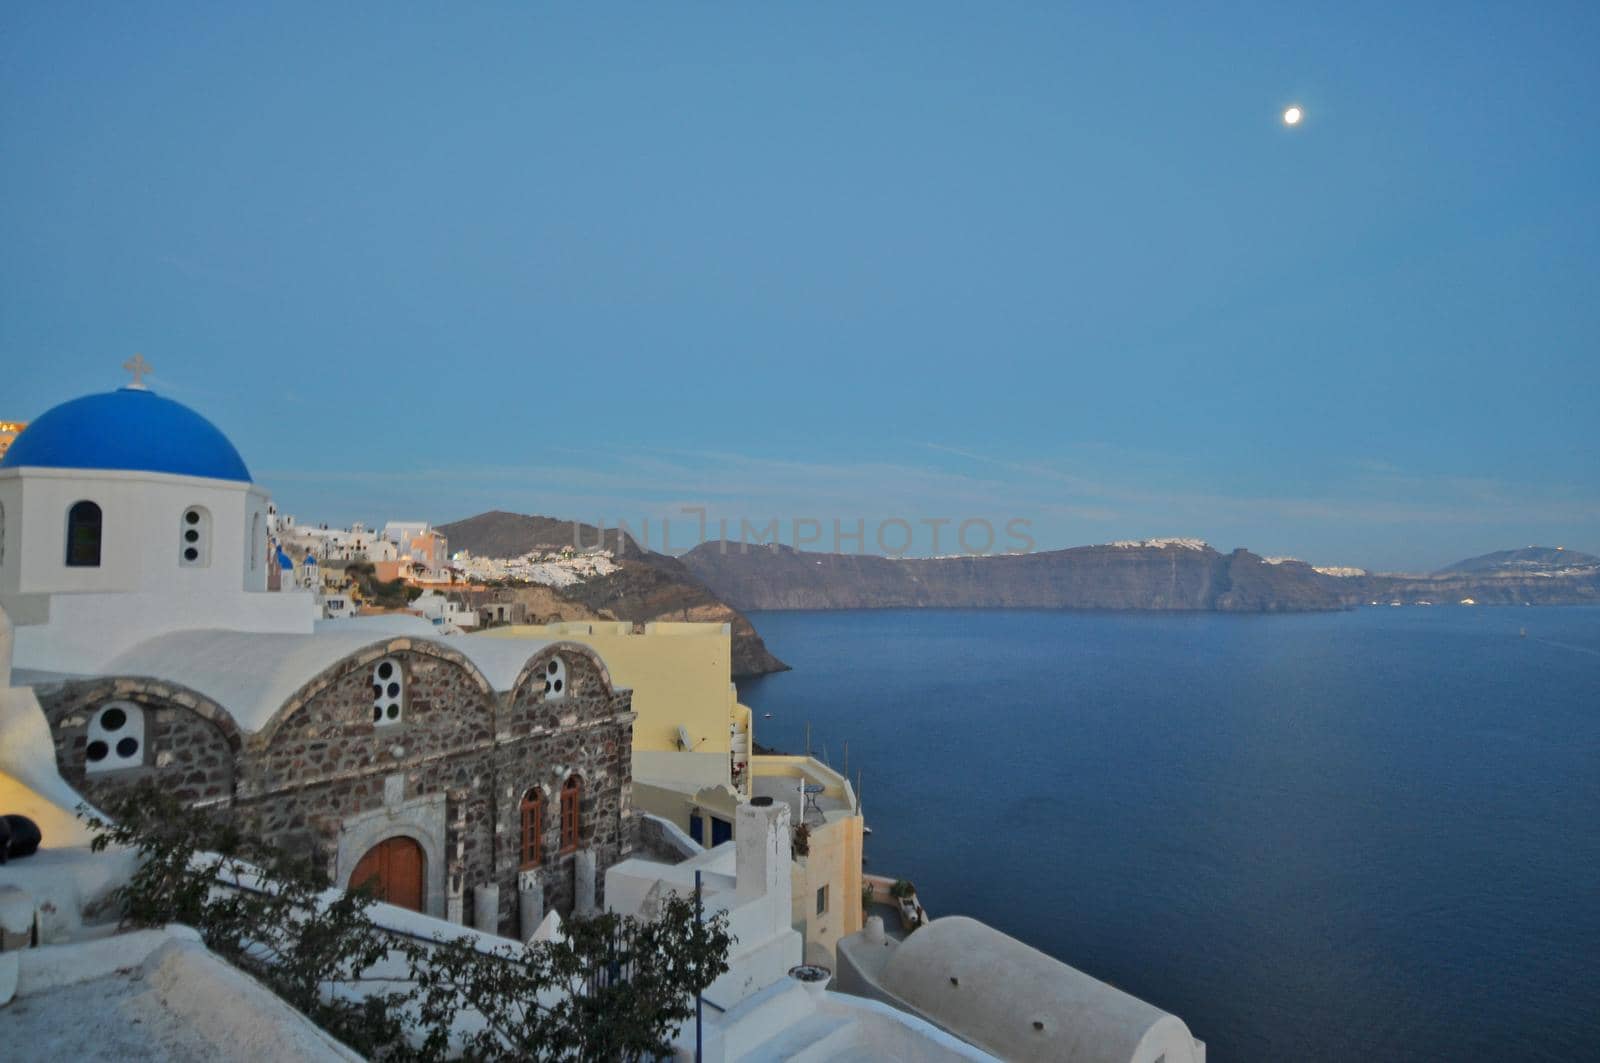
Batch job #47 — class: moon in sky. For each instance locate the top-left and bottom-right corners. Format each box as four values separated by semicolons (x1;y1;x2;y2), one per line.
1283;106;1303;126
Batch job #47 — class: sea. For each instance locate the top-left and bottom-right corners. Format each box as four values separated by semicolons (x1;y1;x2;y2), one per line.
736;606;1600;1061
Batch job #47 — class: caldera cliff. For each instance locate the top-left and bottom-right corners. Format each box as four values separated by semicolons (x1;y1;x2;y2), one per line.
679;540;1349;612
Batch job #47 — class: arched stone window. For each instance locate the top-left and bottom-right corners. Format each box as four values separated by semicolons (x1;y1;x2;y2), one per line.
372;657;404;726
66;500;102;567
180;505;211;568
560;774;582;853
542;656;568;699
520;788;544;868
85;700;144;773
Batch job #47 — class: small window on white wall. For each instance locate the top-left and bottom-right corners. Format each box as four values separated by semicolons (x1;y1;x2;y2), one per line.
180;506;211;567
372;657;404;725
85;701;145;773
542;656;567;698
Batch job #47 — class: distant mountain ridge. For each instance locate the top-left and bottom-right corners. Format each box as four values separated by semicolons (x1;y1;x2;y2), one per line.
680;540;1600;612
436;516;1600;648
1434;547;1600;577
1342;546;1600;607
680;540;1346;612
437;511;788;677
438;510;645;560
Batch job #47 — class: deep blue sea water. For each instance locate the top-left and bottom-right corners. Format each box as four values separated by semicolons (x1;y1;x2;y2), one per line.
736;607;1600;1061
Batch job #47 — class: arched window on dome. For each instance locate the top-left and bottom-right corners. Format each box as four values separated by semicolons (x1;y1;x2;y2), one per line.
66;500;102;567
180;505;211;568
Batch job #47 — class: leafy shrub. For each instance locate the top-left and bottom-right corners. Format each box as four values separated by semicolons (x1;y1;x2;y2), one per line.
84;781;733;1061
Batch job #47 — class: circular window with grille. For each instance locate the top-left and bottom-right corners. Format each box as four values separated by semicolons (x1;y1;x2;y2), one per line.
372;657;404;726
86;700;145;773
543;656;567;699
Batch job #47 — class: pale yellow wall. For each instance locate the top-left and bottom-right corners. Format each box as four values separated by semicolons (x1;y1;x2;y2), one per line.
479;621;745;790
750;754;864;968
791;813;865;968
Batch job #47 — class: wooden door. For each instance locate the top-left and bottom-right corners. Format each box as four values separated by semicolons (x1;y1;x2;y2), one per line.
350;836;425;912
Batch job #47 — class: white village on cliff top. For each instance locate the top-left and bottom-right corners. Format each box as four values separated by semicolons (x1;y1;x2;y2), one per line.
0;370;1203;1061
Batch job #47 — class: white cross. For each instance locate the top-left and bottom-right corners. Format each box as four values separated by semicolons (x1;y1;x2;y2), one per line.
122;353;152;389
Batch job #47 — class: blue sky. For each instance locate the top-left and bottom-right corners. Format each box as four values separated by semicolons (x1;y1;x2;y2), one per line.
3;3;1596;571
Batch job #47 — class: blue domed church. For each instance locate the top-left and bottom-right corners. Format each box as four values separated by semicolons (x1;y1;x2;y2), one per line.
0;376;638;933
0;383;311;672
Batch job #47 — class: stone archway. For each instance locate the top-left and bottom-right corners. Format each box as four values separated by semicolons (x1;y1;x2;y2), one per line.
350;835;425;912
335;790;449;919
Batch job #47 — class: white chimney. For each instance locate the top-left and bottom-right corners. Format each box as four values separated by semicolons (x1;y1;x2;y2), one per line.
736;800;792;907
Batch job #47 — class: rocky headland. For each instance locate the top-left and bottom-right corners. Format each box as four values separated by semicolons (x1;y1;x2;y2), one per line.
437;511;790;676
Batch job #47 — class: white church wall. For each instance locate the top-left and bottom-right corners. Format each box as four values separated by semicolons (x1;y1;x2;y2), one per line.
11;586;315;674
0;477;20;594
3;468;272;597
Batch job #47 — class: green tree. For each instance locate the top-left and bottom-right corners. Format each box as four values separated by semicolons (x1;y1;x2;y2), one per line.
84;780;733;1061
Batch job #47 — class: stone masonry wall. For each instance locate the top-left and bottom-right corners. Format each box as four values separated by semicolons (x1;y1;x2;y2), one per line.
41;637;639;939
244;641;496;798
36;677;240;810
491;646;635;932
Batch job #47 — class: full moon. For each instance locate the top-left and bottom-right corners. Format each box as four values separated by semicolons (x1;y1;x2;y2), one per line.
1283;106;1303;126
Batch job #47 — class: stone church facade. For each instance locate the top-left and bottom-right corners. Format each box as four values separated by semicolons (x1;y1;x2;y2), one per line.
35;633;637;935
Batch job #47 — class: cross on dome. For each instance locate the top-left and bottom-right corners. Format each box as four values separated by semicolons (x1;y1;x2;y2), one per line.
122;353;153;390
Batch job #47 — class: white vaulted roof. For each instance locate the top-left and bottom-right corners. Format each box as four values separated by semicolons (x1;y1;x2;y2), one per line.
98;627;578;735
879;916;1203;1063
103;630;421;733
316;617;569;690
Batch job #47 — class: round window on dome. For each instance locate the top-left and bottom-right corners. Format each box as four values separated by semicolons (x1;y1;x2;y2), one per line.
86;701;145;774
179;506;211;569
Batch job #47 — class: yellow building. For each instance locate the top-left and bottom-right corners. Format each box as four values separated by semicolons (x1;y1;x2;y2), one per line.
753;754;867;967
478;620;864;965
481;620;751;796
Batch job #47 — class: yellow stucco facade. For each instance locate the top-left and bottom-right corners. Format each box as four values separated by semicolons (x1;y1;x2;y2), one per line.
477;621;753;794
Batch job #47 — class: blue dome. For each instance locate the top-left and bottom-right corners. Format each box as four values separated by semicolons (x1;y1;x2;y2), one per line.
0;388;252;483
